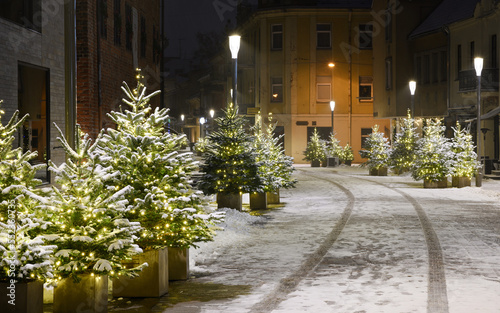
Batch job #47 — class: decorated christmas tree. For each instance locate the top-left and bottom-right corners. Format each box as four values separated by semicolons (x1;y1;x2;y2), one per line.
450;122;479;178
390;110;419;174
198;103;262;196
359;125;391;172
340;143;355;164
412;119;452;183
303;128;326;164
45;125;145;282
0;101;55;282
96;70;223;250
252;113;296;193
326;132;342;159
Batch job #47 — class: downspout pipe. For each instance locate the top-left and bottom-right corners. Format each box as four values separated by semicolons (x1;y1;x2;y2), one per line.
64;0;76;148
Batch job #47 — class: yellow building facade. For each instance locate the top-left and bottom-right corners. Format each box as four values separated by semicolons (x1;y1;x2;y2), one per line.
237;7;390;163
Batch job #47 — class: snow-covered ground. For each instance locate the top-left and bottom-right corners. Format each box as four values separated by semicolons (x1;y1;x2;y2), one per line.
164;165;500;313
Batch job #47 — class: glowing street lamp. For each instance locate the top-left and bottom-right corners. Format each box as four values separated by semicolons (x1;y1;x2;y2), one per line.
409;80;416;117
330;100;336;135
474;57;484;187
200;117;206;138
229;35;241;108
210;109;215;118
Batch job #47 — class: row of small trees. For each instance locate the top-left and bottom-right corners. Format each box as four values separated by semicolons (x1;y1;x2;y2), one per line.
360;112;480;185
198;104;296;209
303;128;354;165
0;71;224;290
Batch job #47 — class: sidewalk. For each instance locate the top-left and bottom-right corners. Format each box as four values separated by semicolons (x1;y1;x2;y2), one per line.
69;166;500;312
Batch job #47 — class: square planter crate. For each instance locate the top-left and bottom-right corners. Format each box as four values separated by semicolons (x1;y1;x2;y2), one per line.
53;274;107;313
267;189;280;204
0;280;43;313
168;247;189;281
250;192;267;210
217;193;242;210
113;247;169;297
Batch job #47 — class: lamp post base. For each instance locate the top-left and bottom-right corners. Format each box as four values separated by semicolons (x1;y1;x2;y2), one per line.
475;172;482;187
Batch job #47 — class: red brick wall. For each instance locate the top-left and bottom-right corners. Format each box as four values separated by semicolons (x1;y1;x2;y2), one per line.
76;0;161;139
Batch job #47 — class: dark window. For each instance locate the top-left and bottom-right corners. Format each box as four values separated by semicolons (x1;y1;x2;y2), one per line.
423;55;430;84
358;24;373;50
271;24;283;50
99;0;108;39
470;41;475;66
359;76;373;101
18;63;50;182
0;0;41;32
491;34;497;68
416;56;422;84
440;51;447;82
140;15;146;58
113;0;121;45
307;127;330;142
361;128;372;149
125;3;132;51
317;24;331;49
432;53;438;83
457;44;462;73
271;77;283;102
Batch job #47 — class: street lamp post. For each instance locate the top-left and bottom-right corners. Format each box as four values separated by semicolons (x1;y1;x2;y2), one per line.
229;35;241;108
200;117;206;138
409;80;416;117
475;57;484;187
329;100;336;135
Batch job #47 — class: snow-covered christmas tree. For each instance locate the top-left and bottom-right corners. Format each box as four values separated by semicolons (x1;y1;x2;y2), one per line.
412;118;452;184
340;143;354;165
326;132;342;159
359;125;391;174
303;128;326;165
390;110;419;174
450;122;479;179
198;103;262;198
97;70;223;250
0;101;55;282
252;113;296;193
46;125;145;282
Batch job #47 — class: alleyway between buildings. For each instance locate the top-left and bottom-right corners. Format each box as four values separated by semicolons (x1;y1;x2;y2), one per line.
50;165;500;313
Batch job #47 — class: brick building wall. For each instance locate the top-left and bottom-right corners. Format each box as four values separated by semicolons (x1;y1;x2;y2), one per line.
0;0;66;179
76;0;161;139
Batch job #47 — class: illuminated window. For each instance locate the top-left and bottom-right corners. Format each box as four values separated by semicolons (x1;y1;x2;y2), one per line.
316;76;331;102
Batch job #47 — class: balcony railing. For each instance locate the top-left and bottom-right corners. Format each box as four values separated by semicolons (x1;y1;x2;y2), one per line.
459;68;499;92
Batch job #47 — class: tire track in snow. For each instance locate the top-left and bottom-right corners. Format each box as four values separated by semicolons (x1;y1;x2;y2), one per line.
346;174;449;313
248;169;355;313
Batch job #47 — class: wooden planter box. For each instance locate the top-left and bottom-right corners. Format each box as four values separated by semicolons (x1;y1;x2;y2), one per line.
369;167;388;176
53;274;108;313
0;280;43;313
250;192;267;210
113;247;169;298
217;193;242;210
424;178;448;188
168;247;189;281
267;189;280;204
311;160;321;167
344;160;352;166
327;157;338;167
452;176;471;188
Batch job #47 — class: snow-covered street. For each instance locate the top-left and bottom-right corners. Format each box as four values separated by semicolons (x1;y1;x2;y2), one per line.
109;165;500;313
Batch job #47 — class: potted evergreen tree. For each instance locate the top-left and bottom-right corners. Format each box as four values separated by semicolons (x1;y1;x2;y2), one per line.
359;125;391;176
0;102;55;313
412;119;452;188
96;71;224;295
450;122;480;187
199;104;262;210
326;132;341;167
303;128;326;167
46;125;145;312
340;143;355;166
390;111;418;174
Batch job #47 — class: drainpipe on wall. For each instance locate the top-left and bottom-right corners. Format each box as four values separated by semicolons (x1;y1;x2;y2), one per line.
442;25;450;113
64;0;76;148
96;0;103;132
348;10;352;144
